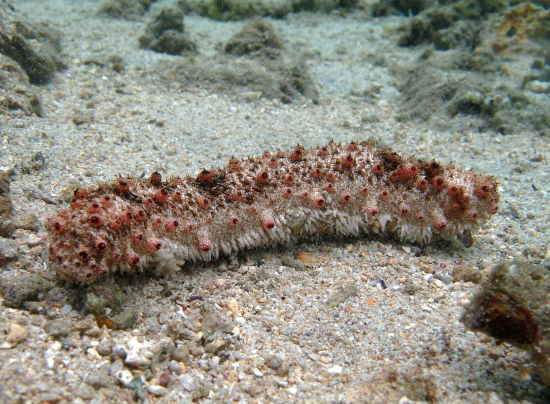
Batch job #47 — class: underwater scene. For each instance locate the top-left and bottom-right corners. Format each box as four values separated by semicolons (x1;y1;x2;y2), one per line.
0;0;549;403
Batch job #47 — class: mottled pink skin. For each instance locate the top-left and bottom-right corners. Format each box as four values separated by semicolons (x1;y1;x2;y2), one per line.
48;141;499;284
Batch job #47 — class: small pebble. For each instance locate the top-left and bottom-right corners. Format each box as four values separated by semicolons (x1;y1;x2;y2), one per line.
115;370;134;387
148;385;167;396
158;372;171;387
227;299;239;315
6;323;29;345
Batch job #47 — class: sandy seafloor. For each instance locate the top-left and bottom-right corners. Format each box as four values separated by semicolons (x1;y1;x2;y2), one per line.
1;0;550;403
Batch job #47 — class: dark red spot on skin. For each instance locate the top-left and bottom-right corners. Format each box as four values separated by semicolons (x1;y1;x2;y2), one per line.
285;175;294;185
135;209;146;222
166;219;179;231
233;190;245;201
174;191;182;201
269;159;278;168
198;170;213;183
290;146;305;161
326;173;335;182
282;188;293;197
79;251;89;260
110;220;122;230
448;186;460;197
474;184;491;198
89;215;102;227
155;188;169;203
199;198;210;209
400;205;409;215
150;172;162;187
380;190;389;199
129;255;140;266
340;193;352;203
310;168;322;178
342;155;354;168
50;218;66;233
74;188;88;199
150;241;162;251
90;203;101;213
324;183;334;193
256;171;269;184
318;147;329;157
416;178;428;191
433;177;445;189
372;164;383;175
120;212;132;225
96;240;107;250
389;171;400;182
198;237;212;252
435;217;447;229
312;195;325;207
116;180;129;193
229;216;239;225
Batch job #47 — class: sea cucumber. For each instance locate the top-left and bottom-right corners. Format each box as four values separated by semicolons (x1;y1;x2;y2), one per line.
48;141;499;284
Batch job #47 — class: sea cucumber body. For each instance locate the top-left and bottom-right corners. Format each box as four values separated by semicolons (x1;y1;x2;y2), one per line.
48;141;499;283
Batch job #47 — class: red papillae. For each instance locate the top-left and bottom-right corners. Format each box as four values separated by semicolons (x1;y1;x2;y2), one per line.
166;219;179;232
340;193;352;204
116;179;130;194
228;214;239;226
311;194;325;207
74;188;88;199
148;238;162;251
48;141;499;284
198;235;212;252
282;187;293;198
150;172;162;187
155;189;169;203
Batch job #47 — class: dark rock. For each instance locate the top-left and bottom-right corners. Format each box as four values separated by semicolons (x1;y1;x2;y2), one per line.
461;260;550;385
97;0;157;20
150;337;176;368
0;54;42;116
14;213;41;232
171;345;190;363
44;319;72;338
266;354;283;371
158;372;171;387
84;279;125;316
0;238;18;263
112;307;139;329
201;302;234;338
97;340;114;356
150;30;197;55
453;265;482;284
1;273;50;308
139;8;196;55
224;20;283;59
0;29;57;84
